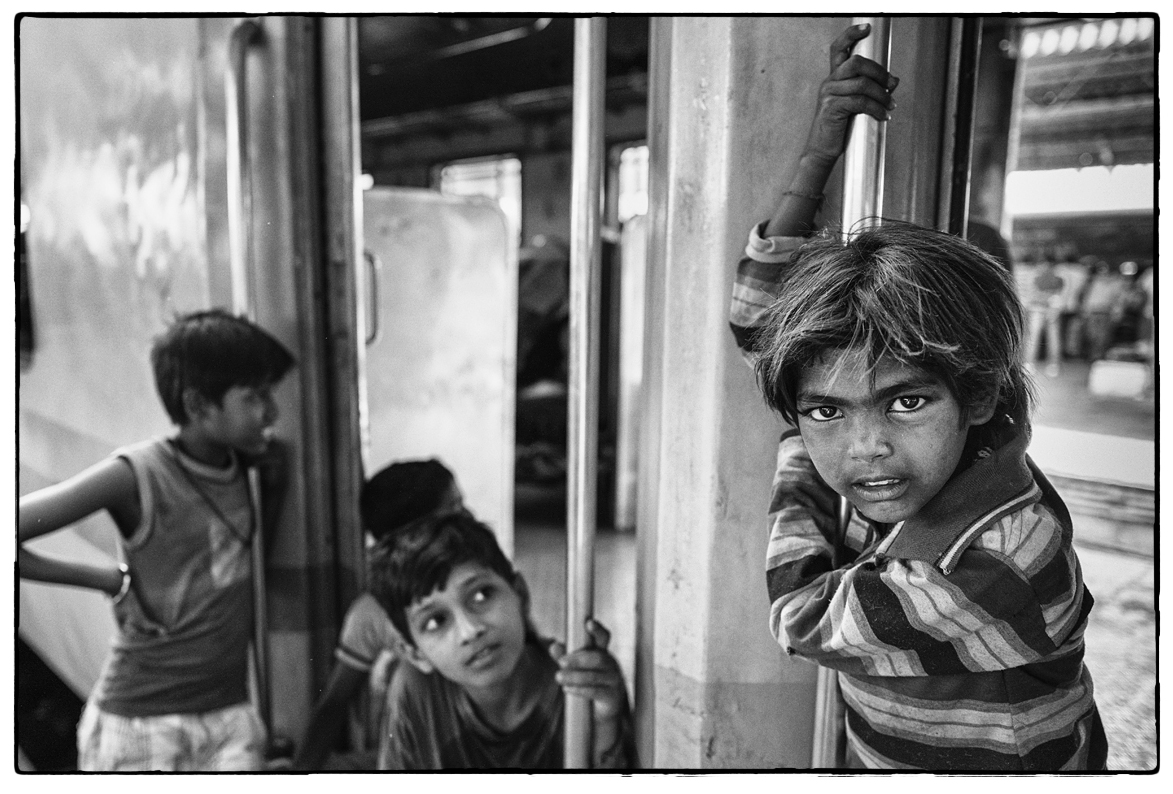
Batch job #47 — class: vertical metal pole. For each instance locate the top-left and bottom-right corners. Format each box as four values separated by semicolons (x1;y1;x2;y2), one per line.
812;15;892;771
943;18;983;236
840;16;890;234
227;18;273;739
565;16;606;770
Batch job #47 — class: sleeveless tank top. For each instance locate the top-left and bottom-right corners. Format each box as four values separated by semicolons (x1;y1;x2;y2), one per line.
91;438;254;716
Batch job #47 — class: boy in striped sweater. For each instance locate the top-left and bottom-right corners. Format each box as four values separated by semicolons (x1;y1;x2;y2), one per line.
731;24;1107;770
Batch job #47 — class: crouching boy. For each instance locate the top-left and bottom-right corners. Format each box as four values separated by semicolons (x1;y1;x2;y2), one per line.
368;510;635;769
730;24;1108;771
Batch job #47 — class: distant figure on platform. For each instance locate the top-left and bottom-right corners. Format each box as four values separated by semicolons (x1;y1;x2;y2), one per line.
1024;254;1067;376
369;510;636;769
1136;264;1154;361
1055;251;1091;358
18;309;296;771
1080;260;1129;361
292;458;463;770
728;24;1107;770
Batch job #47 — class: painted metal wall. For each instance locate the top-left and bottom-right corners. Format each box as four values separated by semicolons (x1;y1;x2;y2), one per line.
18;16;215;696
637;16;956;767
16;16;345;744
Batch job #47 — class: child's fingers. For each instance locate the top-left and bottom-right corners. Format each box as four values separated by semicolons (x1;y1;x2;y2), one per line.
585;618;611;651
548;640;567;664
832;55;898;94
829;23;871;73
560;684;621;704
823;75;896;112
556;668;621;689
561;647;618;672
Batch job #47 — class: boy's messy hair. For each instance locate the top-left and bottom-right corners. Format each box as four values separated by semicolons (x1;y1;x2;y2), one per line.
151;309;296;424
360;459;458;541
753;222;1034;427
367;509;516;644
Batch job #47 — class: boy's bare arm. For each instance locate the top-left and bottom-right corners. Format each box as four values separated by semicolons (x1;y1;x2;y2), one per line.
763;23;898;239
291;661;369;769
18;457;139;595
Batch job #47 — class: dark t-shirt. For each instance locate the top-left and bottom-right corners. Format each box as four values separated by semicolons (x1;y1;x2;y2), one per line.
381;641;563;769
379;639;634;769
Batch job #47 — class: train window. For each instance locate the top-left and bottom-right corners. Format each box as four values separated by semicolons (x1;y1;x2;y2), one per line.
616;144;648;223
436;155;522;245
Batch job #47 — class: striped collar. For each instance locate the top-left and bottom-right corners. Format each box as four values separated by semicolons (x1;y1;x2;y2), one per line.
874;422;1066;575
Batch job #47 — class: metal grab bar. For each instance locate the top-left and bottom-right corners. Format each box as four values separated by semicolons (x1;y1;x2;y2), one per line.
226;18;274;742
811;15;892;771
227;19;263;318
564;16;606;770
840;16;890;234
363;250;382;346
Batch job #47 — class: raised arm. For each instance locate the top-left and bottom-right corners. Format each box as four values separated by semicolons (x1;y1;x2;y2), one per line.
730;24;899;357
763;23;898;238
18;456;139;595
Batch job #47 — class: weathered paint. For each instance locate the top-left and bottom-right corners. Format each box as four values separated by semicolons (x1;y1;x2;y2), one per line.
362;187;518;553
18;16;211;696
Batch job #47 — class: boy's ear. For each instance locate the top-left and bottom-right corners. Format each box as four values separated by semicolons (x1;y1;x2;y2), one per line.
965;392;998;427
394;634;434;674
181;388;212;422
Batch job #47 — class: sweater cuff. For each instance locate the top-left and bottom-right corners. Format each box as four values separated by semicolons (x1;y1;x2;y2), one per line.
746;221;807;264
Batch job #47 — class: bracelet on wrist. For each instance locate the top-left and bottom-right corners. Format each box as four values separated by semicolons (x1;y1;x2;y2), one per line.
111;563;131;605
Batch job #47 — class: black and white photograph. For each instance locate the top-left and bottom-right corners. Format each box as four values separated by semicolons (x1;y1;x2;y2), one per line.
9;9;1159;778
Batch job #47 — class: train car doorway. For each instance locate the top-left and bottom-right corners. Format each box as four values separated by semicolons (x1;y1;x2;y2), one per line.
353;17;650;707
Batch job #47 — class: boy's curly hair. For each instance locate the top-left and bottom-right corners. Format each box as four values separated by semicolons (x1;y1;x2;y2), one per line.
753;221;1034;427
360;459;458;541
367;509;517;645
151;309;296;424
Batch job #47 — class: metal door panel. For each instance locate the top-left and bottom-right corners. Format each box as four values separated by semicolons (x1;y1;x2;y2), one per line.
363;187;517;552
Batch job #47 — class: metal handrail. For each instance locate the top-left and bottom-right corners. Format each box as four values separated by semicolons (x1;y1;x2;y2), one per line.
363;250;382;346
811;15;892;771
840;17;891;235
564;16;606;770
226;18;274;740
227;19;263;319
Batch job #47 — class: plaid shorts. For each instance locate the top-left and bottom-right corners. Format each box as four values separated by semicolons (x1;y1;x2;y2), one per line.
77;700;266;771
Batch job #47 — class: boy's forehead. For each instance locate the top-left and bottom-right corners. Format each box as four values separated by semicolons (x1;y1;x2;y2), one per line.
408;561;500;609
801;349;939;394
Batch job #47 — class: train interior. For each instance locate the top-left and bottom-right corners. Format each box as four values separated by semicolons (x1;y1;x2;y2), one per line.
15;15;1155;770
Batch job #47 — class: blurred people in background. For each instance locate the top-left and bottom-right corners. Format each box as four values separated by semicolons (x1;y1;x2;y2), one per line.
1079;260;1129;362
1135;264;1154;361
1054;248;1090;359
1024;253;1066;376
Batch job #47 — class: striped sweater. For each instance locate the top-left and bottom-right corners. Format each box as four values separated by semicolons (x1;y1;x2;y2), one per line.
734;226;1108;770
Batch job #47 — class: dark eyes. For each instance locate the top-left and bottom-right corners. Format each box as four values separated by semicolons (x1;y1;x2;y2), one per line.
470;585;496;605
801;406;842;422
799;395;928;422
890;396;926;413
415;585;496;634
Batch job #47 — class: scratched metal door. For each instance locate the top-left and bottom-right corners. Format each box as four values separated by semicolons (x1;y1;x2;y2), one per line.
362;187;518;553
